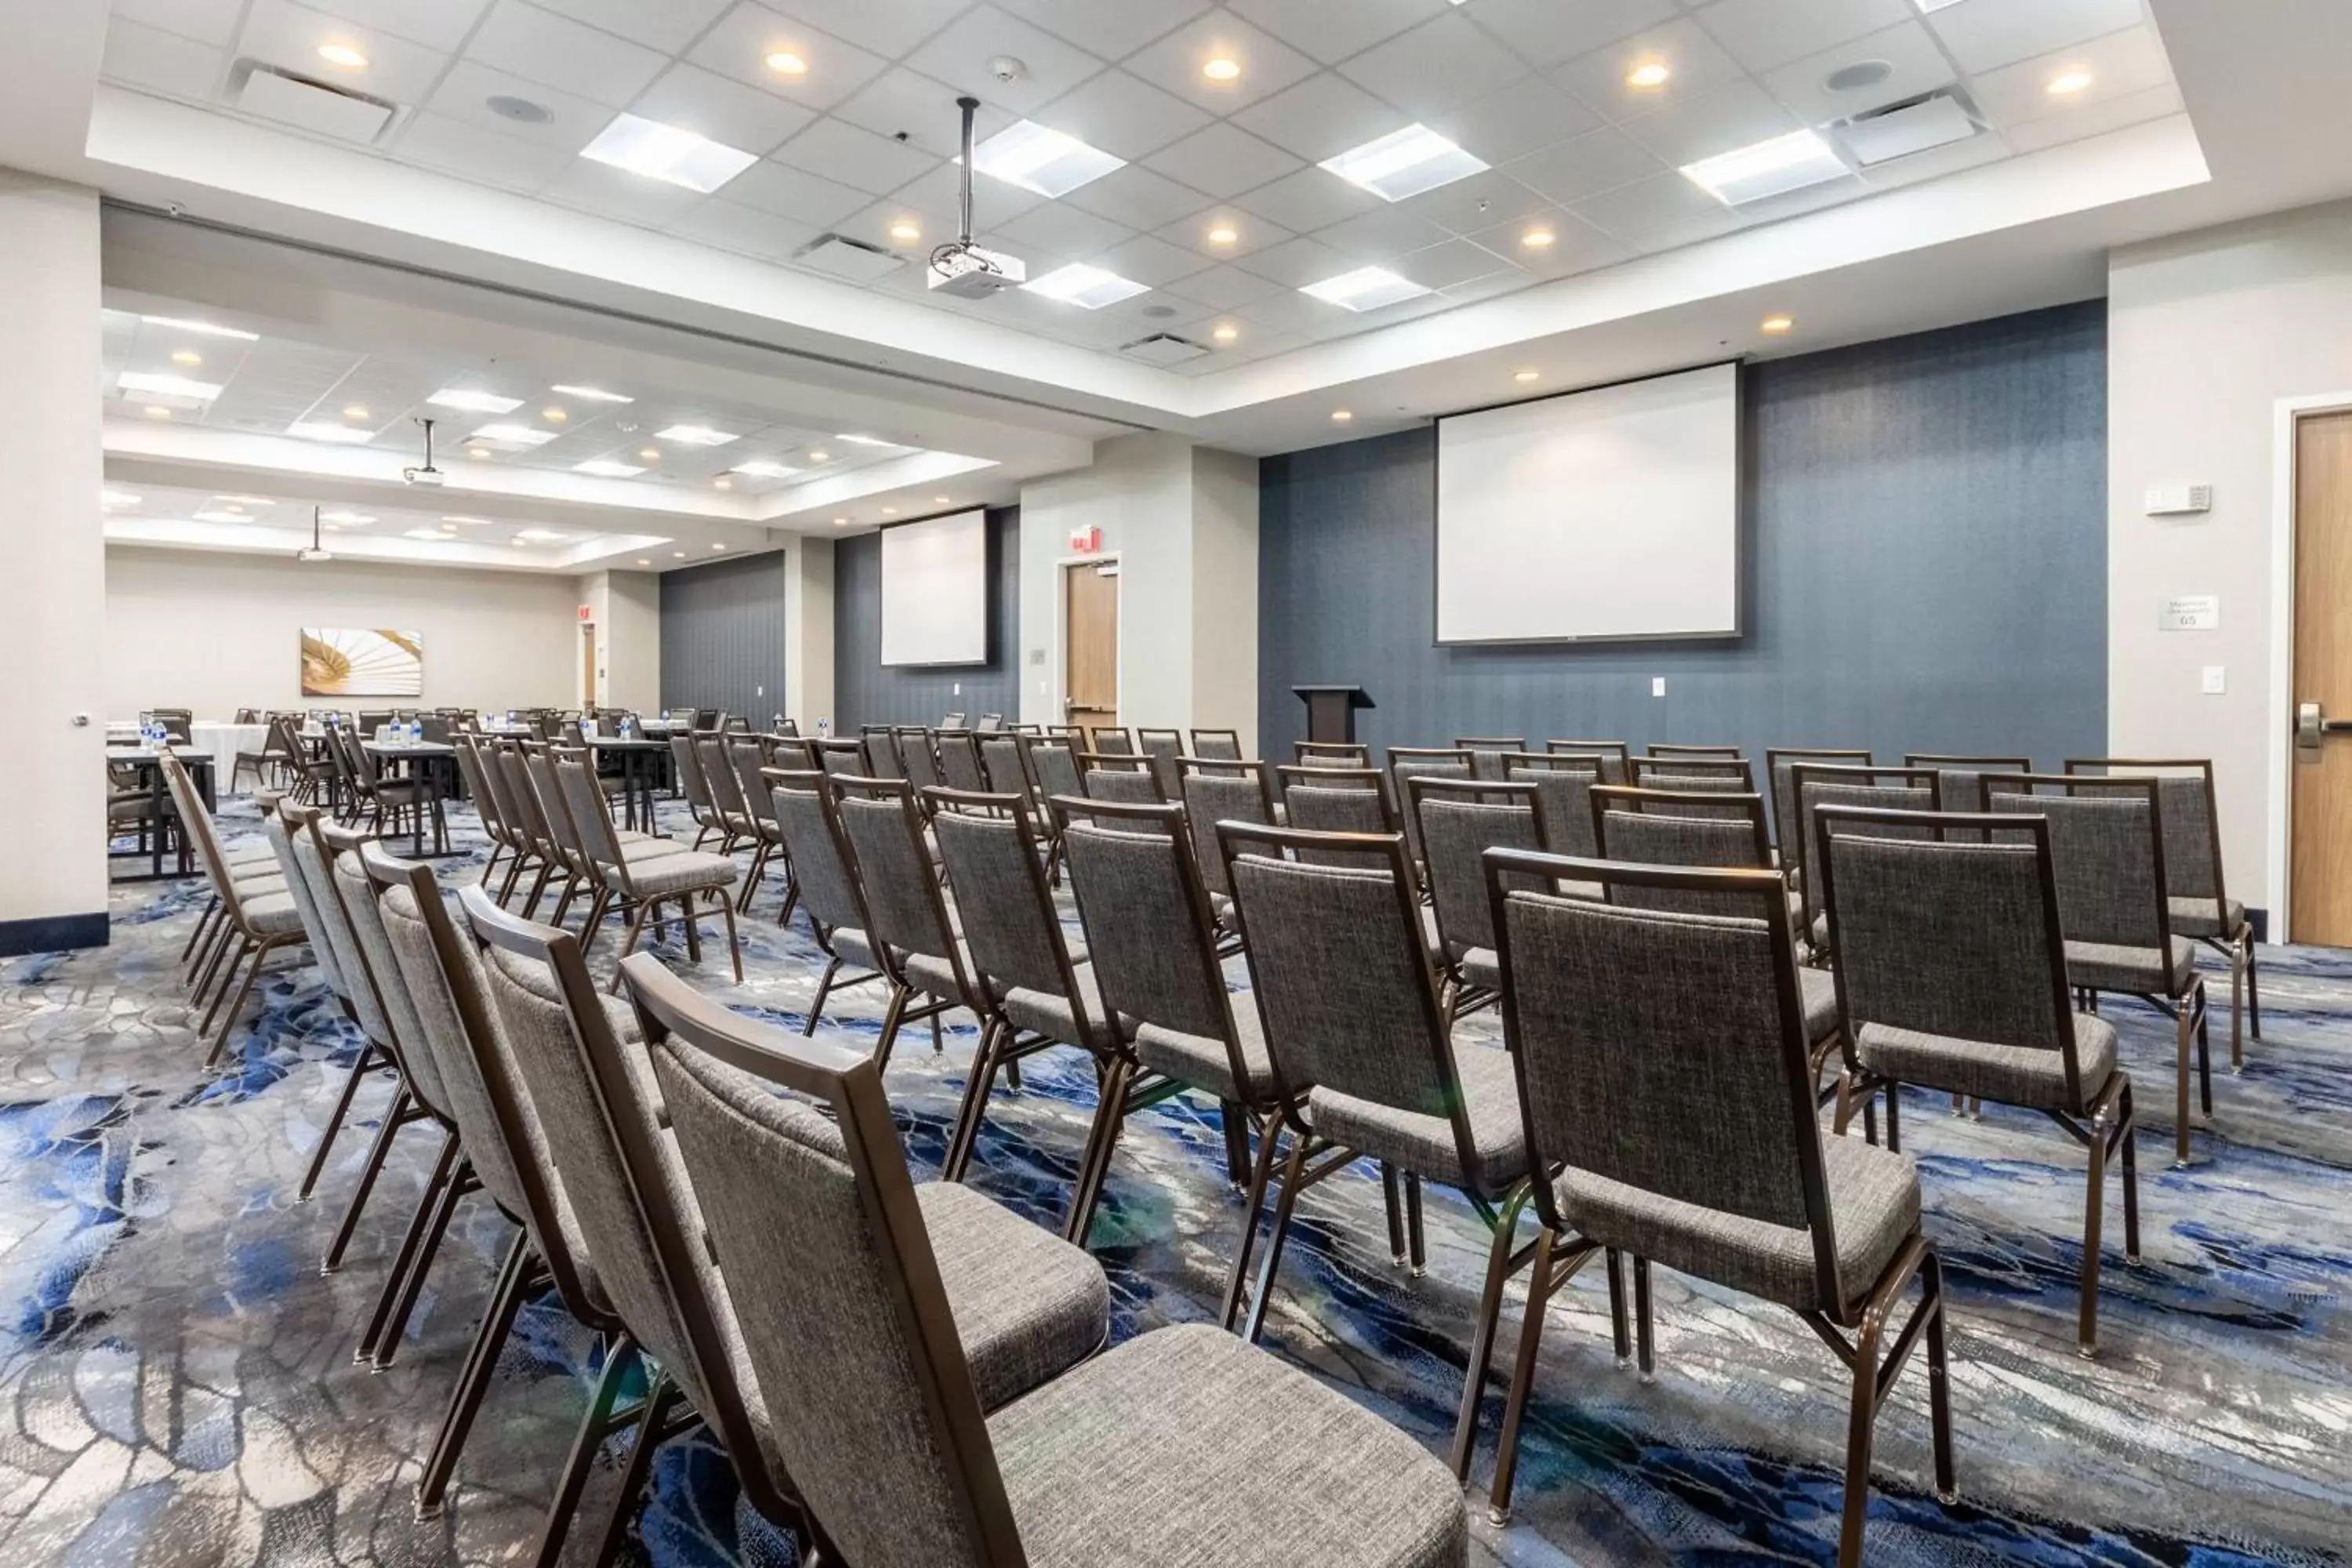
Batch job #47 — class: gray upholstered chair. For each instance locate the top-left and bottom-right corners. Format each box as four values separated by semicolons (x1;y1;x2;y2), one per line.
1054;797;1294;1265
858;725;906;781
1467;850;1954;1566
724;734;793;916
828;774;981;1065
2066;757;2258;1065
1990;775;2212;1166
942;709;967;728
489;742;572;918
1024;735;1085;880
694;732;758;851
1788;764;1943;953
1294;739;1370;768
1386;746;1472;866
1906;753;2032;816
667;732;731;851
1189;726;1244;760
1504;751;1606;859
1077;751;1166;806
1218;822;1531;1358
628;947;1466;1568
1454;735;1526;782
761;768;884;1033
527;744;689;937
1276;764;1404;872
160;753;304;1064
1136;727;1185;795
1178;757;1279;942
1405;775;1548;1027
978;733;1033;805
893;724;942;794
1647;742;1743;759
1766;746;1873;863
450;735;523;898
551;752;742;982
1817;805;2139;1356
1624;757;1758;819
935;728;989;792
1088;724;1135;755
1545;737;1631;783
975;711;1004;731
808;736;869;781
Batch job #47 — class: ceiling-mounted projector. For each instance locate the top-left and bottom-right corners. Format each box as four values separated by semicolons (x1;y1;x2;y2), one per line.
929;96;1025;299
403;416;445;487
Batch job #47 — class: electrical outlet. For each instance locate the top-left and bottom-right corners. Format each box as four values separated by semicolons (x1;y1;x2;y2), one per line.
2201;666;2227;695
1651;677;1667;697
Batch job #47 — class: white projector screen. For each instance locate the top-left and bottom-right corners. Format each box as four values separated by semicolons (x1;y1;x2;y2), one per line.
880;510;989;666
1436;362;1740;644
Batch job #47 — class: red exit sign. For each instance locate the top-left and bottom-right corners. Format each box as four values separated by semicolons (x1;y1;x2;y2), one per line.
1068;525;1102;554
578;604;593;621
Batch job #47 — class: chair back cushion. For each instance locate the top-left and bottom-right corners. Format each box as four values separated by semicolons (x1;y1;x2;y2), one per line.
1063;819;1229;1041
1993;789;2163;948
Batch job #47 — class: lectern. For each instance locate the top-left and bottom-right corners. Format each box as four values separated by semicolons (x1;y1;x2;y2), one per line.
1293;685;1375;746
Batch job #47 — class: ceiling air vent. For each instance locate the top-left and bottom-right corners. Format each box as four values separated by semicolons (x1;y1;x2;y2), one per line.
233;62;398;144
792;233;906;282
1120;332;1211;367
1834;90;1980;167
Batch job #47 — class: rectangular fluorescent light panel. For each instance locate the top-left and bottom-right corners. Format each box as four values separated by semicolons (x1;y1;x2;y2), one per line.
1681;129;1849;205
581;113;757;194
550;384;633;403
1301;265;1432;311
969;121;1124;198
139;316;257;340
118;371;223;400
471;423;559;447
656;424;738;446
514;528;574;542
1320;125;1487;201
193;510;252;524
1024;263;1149;310
575;459;647;477
430;387;522;414
404;528;456;540
101;490;141;507
441;515;496;526
1911;0;1965;11
731;460;802;478
319;510;375;524
287;420;377;443
833;434;902;448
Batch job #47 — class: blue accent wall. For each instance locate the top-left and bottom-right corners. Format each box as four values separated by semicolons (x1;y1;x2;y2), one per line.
834;506;1022;729
1258;302;2108;766
660;550;788;724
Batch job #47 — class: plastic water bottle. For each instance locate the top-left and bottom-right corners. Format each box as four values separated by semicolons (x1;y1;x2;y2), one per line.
817;717;832;739
771;713;783;734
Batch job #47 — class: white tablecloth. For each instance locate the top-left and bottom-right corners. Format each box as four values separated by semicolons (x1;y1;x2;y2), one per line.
105;722;272;785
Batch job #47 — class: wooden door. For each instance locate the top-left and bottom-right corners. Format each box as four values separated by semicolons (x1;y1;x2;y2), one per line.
581;622;598;710
2293;410;2352;943
1064;561;1119;732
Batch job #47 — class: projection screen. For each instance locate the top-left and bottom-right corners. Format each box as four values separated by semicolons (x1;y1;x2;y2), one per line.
1435;362;1740;644
880;509;988;666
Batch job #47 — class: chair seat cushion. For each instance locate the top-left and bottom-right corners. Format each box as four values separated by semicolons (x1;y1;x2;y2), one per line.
1798;965;1839;1045
992;1323;1465;1568
2169;896;2246;939
1855;1014;2118;1113
2067;935;2196;996
999;960;1115;1051
916;1181;1109;1410
616;851;739;897
240;891;308;938
827;926;875;971
1461;946;1500;993
903;942;976;1004
231;871;289;897
1132;1000;1277;1104
1556;1132;1919;1312
1308;1040;1526;1190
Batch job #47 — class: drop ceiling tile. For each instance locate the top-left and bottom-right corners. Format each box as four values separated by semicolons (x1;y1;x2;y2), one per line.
1969;22;2172;129
466;0;669;106
101;20;224;99
1123;9;1321;114
1424;74;1604;167
394;113;572;189
1619;78;1803;168
537;159;714;225
771;116;940;193
1504;125;1670;204
1395;167;1553;236
895;158;1045;223
529;0;729;52
833;67;1014;151
1154;205;1295;261
668;198;824;260
2002;78;2180;154
1233;234;1352;288
990;0;1213;59
1462;209;1634;275
760;0;973;57
239;0;453;103
1338;12;1529;122
1227;165;1384;231
1691;0;1911;73
685;5;893;114
835;197;960;251
630;64;816;155
1762;20;1957;125
113;0;245;47
1232;73;1412;163
1549;16;1748;123
1159;263;1288;310
1092;232;1215;286
725;159;876;226
1142;122;1302;199
307;0;492;52
1236;288;1350;334
1570;169;1746;249
1459;0;1680;68
1387;236;1515;290
1924;0;2148;74
904;6;1107;117
1058;162;1214;229
1315;203;1454;261
424;60;614;152
1033;71;1212;162
1226;0;1450;64
994;200;1137;260
1853;122;2011;187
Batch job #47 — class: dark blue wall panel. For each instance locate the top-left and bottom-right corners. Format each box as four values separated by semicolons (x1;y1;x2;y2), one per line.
660;550;788;723
1258;303;2108;767
834;506;1021;729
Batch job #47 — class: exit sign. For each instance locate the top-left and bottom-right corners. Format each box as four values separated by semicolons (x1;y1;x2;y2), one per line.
578;604;593;621
1069;525;1102;554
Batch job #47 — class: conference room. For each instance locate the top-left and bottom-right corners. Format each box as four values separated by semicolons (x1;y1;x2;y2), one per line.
5;0;2351;1563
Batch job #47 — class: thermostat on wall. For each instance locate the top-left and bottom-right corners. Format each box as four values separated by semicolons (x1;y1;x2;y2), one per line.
2145;483;2213;516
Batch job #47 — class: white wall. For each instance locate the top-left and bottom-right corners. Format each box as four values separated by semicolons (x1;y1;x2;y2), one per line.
785;537;836;731
0;173;107;942
2110;198;2352;926
1190;445;1261;755
107;546;585;716
582;568;661;712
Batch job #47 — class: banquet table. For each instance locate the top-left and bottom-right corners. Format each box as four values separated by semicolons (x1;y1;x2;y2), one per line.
106;721;271;784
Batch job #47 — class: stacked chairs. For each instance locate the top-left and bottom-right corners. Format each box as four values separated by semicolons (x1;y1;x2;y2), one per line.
763;768;884;1032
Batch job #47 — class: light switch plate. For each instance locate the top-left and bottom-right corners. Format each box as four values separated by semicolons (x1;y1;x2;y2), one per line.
2202;666;2227;695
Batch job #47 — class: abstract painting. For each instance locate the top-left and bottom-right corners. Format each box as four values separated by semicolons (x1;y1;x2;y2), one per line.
300;627;423;697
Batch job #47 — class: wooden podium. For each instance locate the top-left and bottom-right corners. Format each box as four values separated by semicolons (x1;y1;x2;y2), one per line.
1293;685;1374;745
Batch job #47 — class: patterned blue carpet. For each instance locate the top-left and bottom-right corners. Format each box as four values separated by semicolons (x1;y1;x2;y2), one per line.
0;796;2346;1565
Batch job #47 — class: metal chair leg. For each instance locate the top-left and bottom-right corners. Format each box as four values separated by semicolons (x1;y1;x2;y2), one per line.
532;1334;641;1568
323;1087;416;1274
415;1230;535;1516
1449;1185;1530;1481
355;1137;459;1363
586;1373;684;1568
298;1043;382;1203
1240;1136;1313;1345
370;1162;475;1369
804;956;840;1036
1486;1226;1561;1526
1218;1113;1285;1333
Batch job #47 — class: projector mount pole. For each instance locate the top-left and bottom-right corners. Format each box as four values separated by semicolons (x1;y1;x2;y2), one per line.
955;94;979;249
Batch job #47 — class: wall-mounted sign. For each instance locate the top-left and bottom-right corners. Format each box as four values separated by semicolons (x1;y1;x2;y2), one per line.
2160;594;2221;630
1069;525;1102;554
577;604;594;622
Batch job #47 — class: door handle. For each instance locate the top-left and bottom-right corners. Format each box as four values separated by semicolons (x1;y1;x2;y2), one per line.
2296;701;2352;761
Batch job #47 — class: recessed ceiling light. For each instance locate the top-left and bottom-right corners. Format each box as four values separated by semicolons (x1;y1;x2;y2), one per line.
2046;68;2094;96
214;493;276;506
441;515;496;526
1681;129;1847;205
317;42;368;69
731;460;802;479
405;527;456;540
1521;227;1555;249
194;510;251;524
516;528;573;543
1203;57;1240;82
637;557;651;565
713;477;732;490
808;449;830;463
542;406;569;423
101;490;140;507
713;542;728;550
342;404;368;419
170;349;202;367
969;121;1125;198
934;495;951;503
1626;60;1671;89
765;50;808;75
581;112;758;194
1206;223;1239;245
1514;368;1540;383
320;509;374;525
882;506;897;516
118;371;222;400
1213;323;1239;343
1321;124;1487;202
1301;266;1432;312
468;447;492;459
430;387;522;414
1331;409;1352;423
888;220;923;242
1761;313;1795;334
551;384;633;404
673;550;687;557
471;423;559;447
287;419;376;443
1025;263;1149;309
833;517;847;525
140;315;256;340
576;459;647;477
657;424;738;446
143;406;172;419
